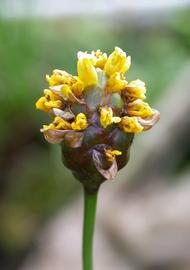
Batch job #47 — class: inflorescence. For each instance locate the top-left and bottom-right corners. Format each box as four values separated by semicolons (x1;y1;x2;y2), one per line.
36;47;160;191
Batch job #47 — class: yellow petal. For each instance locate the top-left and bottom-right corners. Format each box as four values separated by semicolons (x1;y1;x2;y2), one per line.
77;52;98;88
36;96;49;112
106;72;128;93
36;89;62;113
71;113;88;130
46;69;69;86
42;117;71;131
53;116;72;130
42;123;55;131
44;100;62;110
61;85;73;100
99;107;121;128
46;70;84;98
127;99;154;118
72;76;84;96
104;47;131;76
125;79;146;101
91;50;107;69
120;116;143;133
44;89;60;100
105;149;122;161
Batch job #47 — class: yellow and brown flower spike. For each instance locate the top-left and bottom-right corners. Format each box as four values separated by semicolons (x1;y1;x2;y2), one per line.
36;47;160;192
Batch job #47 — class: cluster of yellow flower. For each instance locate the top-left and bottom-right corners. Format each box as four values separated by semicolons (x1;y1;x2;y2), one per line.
36;47;159;166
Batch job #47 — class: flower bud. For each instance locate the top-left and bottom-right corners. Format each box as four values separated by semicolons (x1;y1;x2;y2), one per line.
77;52;98;88
104;47;131;76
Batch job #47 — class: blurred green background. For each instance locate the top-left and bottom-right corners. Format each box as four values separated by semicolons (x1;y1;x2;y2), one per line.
0;2;190;269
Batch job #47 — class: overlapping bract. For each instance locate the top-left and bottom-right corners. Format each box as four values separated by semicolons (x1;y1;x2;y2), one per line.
36;47;160;191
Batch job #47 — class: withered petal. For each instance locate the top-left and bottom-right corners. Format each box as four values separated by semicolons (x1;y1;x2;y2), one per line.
127;99;142;107
41;129;70;144
52;108;75;120
92;149;118;180
50;84;64;95
64;131;84;148
138;109;160;131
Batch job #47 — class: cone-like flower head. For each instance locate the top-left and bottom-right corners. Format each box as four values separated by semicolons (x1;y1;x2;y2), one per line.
36;47;160;192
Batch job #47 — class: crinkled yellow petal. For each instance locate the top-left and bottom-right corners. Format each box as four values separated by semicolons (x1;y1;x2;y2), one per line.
77;52;98;88
91;50;108;69
42;116;72;132
127;99;154;118
36;89;62;113
99;107;121;128
53;116;71;130
46;69;70;86
72;77;84;96
36;96;49;112
71;113;88;130
44;100;62;110
120;116;143;133
42;123;55;131
44;89;59;100
61;85;73;99
105;149;122;161
125;79;146;101
47;70;84;96
44;89;62;105
106;72;128;93
104;47;131;76
99;107;113;128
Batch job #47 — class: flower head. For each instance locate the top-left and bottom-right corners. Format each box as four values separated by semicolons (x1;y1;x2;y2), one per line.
36;47;160;192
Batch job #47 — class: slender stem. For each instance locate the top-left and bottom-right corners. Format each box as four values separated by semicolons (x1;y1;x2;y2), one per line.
82;187;98;270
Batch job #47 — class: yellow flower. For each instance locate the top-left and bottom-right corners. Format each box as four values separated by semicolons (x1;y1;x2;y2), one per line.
43;116;72;131
91;50;107;69
125;79;146;101
36;89;62;112
104;47;131;76
36;97;49;112
71;113;88;130
61;85;73;100
77;52;98;88
127;99;154;118
46;69;70;86
72;76;84;96
99;107;121;128
47;70;84;98
42;113;88;133
105;149;122;162
120;116;143;133
106;72;128;93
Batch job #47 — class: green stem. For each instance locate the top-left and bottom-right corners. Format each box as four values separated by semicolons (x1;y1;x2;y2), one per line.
82;187;98;270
